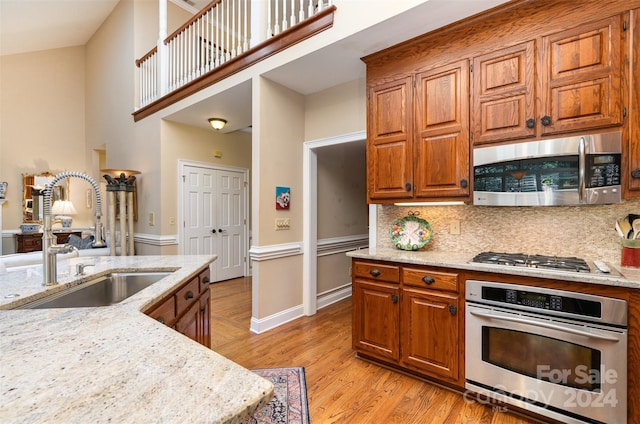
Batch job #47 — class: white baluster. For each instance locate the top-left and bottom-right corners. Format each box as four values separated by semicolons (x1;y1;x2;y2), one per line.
266;0;272;39
274;0;280;35
299;0;305;22
282;0;288;31
232;0;237;57
243;0;248;52
290;0;296;27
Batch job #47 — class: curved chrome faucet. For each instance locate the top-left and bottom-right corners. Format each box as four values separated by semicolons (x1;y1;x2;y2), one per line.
42;171;106;286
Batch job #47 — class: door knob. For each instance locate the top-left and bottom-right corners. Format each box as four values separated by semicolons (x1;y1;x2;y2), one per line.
218;229;223;233
211;229;217;234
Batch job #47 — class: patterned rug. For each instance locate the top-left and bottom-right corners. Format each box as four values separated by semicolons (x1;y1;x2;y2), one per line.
243;367;310;424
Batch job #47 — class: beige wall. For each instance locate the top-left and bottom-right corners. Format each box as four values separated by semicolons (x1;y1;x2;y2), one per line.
304;78;366;141
0;46;93;249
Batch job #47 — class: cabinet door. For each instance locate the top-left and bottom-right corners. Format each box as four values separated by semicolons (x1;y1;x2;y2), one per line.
367;76;414;201
471;41;536;144
352;279;400;362
175;300;200;341
400;288;459;381
198;289;211;348
414;60;470;198
540;15;622;135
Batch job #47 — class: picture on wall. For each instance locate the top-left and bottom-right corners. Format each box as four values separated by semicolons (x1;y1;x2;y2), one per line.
275;186;290;210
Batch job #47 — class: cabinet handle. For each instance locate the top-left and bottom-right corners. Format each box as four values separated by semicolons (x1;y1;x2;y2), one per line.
201;305;207;313
448;305;457;316
422;275;435;285
202;277;210;285
632;169;640;179
369;269;381;277
405;183;412;191
526;118;535;128
541;115;551;126
157;316;166;325
186;291;194;299
391;294;398;304
460;179;468;188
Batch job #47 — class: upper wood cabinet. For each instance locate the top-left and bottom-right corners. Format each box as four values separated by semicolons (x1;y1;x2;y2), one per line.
414;60;470;198
367;76;414;201
367;60;470;203
472;15;623;145
472;41;536;144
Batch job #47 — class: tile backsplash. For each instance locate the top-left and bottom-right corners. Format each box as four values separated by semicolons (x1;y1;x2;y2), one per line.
377;198;640;264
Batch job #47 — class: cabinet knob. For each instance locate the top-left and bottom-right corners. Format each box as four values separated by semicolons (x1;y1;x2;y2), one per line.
541;115;551;126
202;277;210;285
405;183;412;192
391;294;398;304
156;316;166;325
422;275;435;285
631;169;640;179
201;305;207;313
460;179;468;188
525;118;535;128
370;269;381;277
186;291;194;299
448;305;457;316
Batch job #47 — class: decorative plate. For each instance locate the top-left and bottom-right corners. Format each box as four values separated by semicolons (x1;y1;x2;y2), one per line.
389;212;432;251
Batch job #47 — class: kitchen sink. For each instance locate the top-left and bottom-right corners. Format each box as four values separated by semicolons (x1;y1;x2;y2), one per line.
17;272;171;309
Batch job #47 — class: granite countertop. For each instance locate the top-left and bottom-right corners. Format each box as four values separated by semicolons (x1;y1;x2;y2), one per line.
0;255;274;423
347;247;640;289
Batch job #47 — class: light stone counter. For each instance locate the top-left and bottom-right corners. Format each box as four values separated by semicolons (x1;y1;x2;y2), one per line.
0;255;274;423
347;247;640;289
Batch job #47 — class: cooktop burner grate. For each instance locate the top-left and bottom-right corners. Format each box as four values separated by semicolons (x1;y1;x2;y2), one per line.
472;252;591;273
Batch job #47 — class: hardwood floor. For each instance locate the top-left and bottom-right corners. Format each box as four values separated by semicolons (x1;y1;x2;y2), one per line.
210;278;540;424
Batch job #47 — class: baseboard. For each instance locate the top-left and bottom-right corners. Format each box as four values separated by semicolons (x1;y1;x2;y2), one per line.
250;304;305;334
250;286;352;334
317;284;352;309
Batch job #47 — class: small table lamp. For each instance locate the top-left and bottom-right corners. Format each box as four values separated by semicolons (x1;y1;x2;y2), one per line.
51;200;77;228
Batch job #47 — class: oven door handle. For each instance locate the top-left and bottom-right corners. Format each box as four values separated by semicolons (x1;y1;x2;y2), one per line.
469;309;621;342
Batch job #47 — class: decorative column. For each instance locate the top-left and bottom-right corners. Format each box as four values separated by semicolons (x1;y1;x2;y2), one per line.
103;171;139;256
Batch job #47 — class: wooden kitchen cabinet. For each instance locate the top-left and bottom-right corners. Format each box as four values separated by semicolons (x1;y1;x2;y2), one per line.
367;76;414;201
145;267;211;348
472;15;623;145
367;61;470;202
352;260;463;387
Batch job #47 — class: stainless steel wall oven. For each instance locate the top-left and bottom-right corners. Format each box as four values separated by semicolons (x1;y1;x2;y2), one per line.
465;280;627;424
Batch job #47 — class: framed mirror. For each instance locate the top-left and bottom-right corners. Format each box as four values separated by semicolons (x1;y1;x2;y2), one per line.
22;172;67;223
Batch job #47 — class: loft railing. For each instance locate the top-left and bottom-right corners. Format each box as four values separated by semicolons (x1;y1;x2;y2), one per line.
136;0;334;112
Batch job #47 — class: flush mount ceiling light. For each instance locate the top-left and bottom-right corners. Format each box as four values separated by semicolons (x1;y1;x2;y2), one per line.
208;118;227;131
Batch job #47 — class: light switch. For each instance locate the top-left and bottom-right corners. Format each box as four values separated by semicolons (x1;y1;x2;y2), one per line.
149;212;155;226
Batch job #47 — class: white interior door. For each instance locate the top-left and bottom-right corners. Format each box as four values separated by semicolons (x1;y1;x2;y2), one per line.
181;162;247;282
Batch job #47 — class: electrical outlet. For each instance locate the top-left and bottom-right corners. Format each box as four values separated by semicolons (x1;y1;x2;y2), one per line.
275;218;290;230
450;219;460;235
169;216;175;225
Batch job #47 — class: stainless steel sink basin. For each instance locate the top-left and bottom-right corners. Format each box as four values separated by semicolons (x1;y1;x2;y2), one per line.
17;272;171;309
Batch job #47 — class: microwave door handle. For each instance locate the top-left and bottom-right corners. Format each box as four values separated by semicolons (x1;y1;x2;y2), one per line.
578;136;586;202
469;309;620;342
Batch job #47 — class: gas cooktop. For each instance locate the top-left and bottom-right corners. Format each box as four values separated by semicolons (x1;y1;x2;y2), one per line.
472;252;591;273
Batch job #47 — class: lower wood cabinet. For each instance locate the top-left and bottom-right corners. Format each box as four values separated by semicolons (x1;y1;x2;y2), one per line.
146;267;211;348
352;259;463;388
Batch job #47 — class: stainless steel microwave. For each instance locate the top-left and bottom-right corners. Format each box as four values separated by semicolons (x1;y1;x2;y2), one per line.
473;132;621;206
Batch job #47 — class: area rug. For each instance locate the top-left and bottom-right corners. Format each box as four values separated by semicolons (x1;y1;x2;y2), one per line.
243;367;310;424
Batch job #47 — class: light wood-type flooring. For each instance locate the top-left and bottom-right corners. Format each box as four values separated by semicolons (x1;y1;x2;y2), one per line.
210;277;541;424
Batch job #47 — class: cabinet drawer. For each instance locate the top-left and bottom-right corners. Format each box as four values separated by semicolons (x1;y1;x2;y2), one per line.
148;296;176;326
176;277;200;314
199;269;211;292
402;267;459;292
353;261;400;283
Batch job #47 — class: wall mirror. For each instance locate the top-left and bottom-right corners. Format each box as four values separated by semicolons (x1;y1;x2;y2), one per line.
22;172;68;223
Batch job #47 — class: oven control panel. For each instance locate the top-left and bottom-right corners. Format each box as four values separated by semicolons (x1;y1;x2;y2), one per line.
484;286;601;318
505;289;563;311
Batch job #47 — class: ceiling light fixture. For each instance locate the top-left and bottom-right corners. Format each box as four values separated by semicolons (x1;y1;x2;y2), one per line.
208;118;227;131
